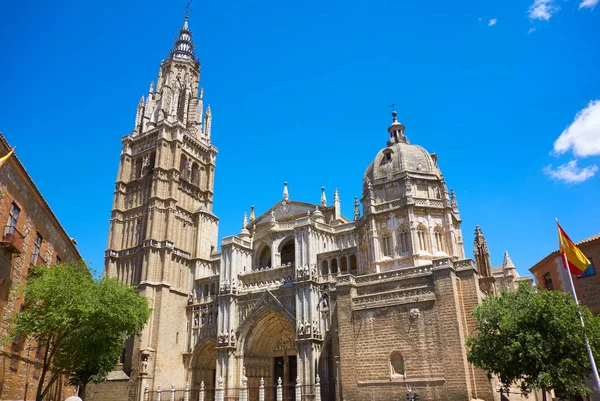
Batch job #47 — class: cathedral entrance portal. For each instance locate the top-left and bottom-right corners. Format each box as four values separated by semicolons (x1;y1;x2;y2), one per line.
242;310;297;401
191;340;216;401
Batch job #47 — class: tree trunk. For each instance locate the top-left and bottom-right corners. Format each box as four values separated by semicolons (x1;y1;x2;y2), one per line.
78;383;87;400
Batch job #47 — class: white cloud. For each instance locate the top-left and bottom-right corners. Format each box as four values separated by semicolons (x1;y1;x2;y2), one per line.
580;0;599;9
553;100;600;157
528;0;560;20
478;17;483;21
488;18;497;26
528;27;537;34
544;160;598;183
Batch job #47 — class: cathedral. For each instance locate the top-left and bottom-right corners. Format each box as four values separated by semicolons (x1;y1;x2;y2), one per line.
101;12;526;401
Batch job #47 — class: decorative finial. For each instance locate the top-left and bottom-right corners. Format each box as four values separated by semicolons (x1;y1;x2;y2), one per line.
250;205;255;222
321;187;327;206
283;181;289;201
354;196;360;221
170;3;196;61
334;188;340;202
242;212;248;228
149;81;154;94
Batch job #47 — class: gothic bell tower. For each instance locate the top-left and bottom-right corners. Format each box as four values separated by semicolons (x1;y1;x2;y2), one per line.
104;11;219;393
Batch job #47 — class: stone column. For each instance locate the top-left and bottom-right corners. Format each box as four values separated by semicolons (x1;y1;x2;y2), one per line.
198;382;205;401
258;377;265;401
170;384;175;401
184;382;190;401
276;377;283;401
295;377;302;401
215;377;224;401
314;375;321;401
155;385;162;401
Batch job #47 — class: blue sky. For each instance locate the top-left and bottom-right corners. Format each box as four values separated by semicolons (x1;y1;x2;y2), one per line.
0;0;599;278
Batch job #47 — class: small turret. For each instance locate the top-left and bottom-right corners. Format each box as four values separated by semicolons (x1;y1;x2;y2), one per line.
321;187;327;207
333;188;341;221
387;110;408;145
473;226;492;277
239;213;251;240
283;182;289;201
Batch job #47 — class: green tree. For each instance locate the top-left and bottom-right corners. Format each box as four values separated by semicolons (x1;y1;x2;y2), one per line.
466;284;600;399
8;262;150;400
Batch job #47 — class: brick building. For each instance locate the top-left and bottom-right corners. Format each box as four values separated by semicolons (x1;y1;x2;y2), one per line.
94;12;538;401
0;133;81;400
530;233;600;314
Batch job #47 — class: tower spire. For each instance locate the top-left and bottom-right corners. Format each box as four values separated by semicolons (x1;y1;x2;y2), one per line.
170;7;196;61
321;187;327;206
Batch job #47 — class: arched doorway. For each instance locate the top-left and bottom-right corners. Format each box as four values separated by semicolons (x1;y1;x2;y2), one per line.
191;340;216;401
242;311;297;401
318;336;337;401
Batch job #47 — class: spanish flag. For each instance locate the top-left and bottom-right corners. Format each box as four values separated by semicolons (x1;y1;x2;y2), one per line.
557;221;590;276
0;147;14;169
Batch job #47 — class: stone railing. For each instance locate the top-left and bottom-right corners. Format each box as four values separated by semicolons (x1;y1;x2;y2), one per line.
354;265;434;284
413;198;444;208
238;265;295;291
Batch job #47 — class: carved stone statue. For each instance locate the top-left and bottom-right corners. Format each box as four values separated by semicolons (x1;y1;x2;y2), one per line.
231;277;237;290
298;323;304;336
230;329;236;345
304;320;311;335
141;356;149;374
312;319;319;335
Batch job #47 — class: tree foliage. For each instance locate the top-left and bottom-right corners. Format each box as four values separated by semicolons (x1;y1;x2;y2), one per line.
466;284;600;397
9;262;150;400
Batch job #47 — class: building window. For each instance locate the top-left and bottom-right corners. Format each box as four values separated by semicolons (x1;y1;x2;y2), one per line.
543;273;554;290
417;228;428;252
5;202;20;234
280;240;295;267
381;235;392;257
434;230;444;253
389;351;405;377
578;258;596;278
31;233;43;265
399;230;409;253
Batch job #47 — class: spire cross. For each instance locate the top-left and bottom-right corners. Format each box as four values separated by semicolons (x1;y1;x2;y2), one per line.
186;0;193;14
389;103;396;112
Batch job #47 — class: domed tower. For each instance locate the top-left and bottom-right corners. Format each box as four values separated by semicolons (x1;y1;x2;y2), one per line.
359;111;465;272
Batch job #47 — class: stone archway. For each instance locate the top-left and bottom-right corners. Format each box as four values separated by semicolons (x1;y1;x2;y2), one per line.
191;340;216;400
241;310;297;401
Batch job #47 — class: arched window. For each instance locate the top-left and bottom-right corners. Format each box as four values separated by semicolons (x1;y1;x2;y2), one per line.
134;158;143;179
331;259;338;274
180;155;188;178
321;260;328;275
434;229;444;253
280;239;295;267
257;245;271;270
389;351;405;377
341;256;348;272
191;163;199;186
349;254;357;271
381;234;392;257
417;227;428;252
398;229;409;253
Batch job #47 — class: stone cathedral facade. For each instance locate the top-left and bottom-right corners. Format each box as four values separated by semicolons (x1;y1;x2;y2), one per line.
101;13;511;401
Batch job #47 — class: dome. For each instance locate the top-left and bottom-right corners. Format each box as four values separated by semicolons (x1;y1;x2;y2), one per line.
363;141;441;193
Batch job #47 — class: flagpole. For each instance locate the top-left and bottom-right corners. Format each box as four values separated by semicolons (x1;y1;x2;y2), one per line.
557;219;600;391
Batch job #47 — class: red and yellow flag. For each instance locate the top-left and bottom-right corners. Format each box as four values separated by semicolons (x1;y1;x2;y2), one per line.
557;221;590;276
